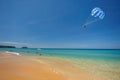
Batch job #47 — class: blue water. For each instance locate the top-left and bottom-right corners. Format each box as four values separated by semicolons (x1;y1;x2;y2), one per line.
0;48;120;61
1;48;119;80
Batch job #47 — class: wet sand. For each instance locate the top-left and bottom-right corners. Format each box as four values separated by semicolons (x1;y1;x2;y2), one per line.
0;52;106;80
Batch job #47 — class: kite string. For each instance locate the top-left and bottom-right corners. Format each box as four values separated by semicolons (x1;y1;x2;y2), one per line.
84;19;99;26
84;15;91;24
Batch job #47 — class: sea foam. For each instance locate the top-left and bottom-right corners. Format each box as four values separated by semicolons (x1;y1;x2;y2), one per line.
5;51;20;56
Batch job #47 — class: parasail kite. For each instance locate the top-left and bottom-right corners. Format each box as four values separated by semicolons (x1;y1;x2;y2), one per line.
83;7;105;29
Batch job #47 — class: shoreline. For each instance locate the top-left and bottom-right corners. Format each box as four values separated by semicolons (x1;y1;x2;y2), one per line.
0;53;101;80
0;52;67;80
0;52;119;80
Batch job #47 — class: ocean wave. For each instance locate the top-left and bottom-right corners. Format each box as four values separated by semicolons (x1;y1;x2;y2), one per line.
5;51;20;56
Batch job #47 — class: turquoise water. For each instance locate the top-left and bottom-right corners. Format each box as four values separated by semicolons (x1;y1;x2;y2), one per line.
1;48;120;80
0;48;120;61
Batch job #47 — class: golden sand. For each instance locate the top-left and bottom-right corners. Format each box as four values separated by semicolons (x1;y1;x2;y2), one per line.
0;52;105;80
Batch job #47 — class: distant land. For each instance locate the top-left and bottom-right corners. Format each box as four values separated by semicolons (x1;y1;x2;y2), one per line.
0;45;16;48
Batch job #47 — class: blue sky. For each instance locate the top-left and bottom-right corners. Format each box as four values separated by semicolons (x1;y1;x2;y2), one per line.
0;0;120;48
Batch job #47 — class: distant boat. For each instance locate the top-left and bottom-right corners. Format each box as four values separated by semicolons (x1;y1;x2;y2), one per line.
21;47;28;49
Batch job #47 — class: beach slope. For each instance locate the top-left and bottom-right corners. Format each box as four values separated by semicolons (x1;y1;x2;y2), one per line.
0;52;106;80
0;52;66;80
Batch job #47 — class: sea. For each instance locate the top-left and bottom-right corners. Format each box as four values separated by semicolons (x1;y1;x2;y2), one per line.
0;48;119;60
0;48;120;79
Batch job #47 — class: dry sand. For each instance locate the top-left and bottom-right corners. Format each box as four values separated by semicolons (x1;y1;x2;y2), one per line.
0;52;105;80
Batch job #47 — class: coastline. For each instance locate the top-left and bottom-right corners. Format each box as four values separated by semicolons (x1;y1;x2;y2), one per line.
0;52;103;80
0;51;120;80
0;52;66;80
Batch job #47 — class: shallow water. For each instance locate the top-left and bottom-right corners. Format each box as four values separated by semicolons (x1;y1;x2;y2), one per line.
0;48;120;80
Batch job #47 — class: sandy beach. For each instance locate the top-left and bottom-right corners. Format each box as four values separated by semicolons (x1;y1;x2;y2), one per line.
0;0;120;79
0;52;112;80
